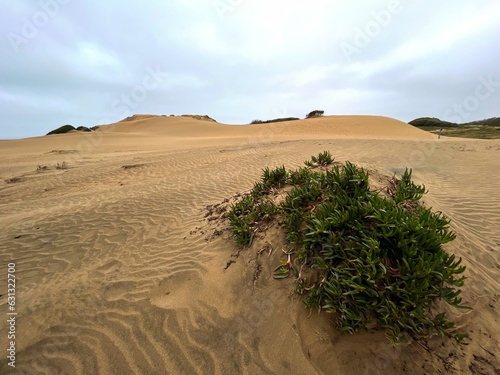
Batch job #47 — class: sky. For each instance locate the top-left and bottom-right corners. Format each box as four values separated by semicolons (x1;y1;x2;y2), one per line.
1;0;499;139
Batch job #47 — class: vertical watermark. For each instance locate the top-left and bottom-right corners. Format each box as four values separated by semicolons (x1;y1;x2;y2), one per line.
11;277;112;374
6;263;17;368
7;0;72;53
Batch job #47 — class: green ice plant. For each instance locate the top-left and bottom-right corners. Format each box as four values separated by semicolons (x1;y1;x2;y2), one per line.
226;152;469;344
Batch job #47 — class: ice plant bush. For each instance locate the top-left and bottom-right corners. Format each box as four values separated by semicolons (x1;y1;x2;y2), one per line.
226;152;469;344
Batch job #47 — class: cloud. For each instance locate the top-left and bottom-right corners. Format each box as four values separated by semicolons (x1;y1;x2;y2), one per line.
78;43;119;67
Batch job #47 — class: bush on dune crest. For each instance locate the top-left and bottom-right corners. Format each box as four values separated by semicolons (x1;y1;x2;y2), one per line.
226;151;469;344
250;117;300;124
46;124;76;135
46;124;94;135
409;117;458;128
306;110;325;118
409;116;500;128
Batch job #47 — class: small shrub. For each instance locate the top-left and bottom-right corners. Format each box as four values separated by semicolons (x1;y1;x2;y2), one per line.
308;150;334;166
226;151;468;344
261;165;288;188
289;167;315;186
56;161;68;170
306;110;325;119
250;117;300;125
46;125;75;135
251;181;270;198
227;195;278;247
388;169;427;203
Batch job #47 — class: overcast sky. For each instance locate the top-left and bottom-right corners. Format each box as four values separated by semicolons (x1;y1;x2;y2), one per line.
1;0;499;139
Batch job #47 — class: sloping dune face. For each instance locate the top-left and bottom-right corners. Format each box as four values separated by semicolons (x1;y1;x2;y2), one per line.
97;114;435;140
0;115;499;374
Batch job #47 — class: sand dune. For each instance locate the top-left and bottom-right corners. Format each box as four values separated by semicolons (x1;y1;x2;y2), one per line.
97;114;435;139
0;115;499;374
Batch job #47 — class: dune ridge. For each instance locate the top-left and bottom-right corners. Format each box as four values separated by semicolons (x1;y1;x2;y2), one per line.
96;114;435;139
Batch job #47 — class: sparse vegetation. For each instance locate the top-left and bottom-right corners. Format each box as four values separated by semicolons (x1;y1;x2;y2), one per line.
56;161;68;170
306;110;325;119
46;125;96;135
422;126;500;140
304;150;334;167
37;165;49;171
47;125;76;135
409;117;500;139
409;118;458;128
250;117;300;124
410;116;500;128
463;117;500;127
226;152;469;344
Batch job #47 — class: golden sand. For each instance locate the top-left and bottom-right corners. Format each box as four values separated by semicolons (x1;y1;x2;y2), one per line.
1;115;499;374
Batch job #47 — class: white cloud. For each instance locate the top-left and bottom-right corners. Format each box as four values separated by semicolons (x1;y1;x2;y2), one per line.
295;64;339;86
79;43;118;66
271;64;339;87
165;74;206;89
189;23;229;54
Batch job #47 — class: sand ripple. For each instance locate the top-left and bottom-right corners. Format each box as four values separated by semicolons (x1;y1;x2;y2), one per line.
1;120;499;374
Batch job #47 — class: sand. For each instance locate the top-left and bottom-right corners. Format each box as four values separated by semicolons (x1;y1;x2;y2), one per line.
0;115;499;374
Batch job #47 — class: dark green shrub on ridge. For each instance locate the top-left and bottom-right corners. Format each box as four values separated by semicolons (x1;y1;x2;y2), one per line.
408;117;457;128
306;110;325;118
250;117;300;124
46;124;76;135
